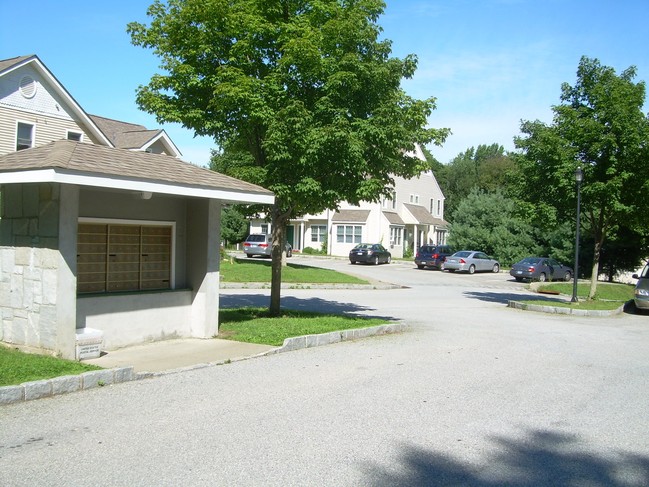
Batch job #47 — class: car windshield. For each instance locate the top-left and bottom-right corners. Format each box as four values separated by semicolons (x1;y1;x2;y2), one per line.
453;251;472;258
520;257;542;265
354;244;373;250
641;265;649;278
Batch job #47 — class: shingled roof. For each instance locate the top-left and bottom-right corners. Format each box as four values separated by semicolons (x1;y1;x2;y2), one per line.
403;203;447;227
0;140;273;203
89;115;180;155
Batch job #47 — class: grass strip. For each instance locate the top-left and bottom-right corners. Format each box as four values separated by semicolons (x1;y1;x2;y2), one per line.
220;259;368;284
0;345;102;387
219;307;390;346
518;281;634;310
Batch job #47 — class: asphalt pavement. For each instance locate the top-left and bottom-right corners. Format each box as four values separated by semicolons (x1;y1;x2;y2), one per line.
2;256;648;486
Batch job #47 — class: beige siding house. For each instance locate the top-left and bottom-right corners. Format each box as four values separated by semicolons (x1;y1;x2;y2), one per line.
0;55;274;359
250;145;448;258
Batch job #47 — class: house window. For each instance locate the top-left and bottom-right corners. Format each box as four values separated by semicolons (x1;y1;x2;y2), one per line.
336;225;362;243
390;226;403;246
260;224;269;234
77;222;173;294
311;225;327;242
391;191;397;210
67;130;83;142
430;198;434;214
16;122;34;150
437;200;441;215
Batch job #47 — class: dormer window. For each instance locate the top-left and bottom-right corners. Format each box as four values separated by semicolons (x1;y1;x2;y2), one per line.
16;122;34;151
67;130;83;142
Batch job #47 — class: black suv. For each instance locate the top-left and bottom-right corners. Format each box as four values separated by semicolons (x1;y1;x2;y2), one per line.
414;245;454;270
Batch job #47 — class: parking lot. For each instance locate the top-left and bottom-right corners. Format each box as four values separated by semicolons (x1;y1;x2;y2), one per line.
3;253;648;486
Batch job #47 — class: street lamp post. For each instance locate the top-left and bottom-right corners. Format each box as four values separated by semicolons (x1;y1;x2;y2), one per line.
571;166;584;303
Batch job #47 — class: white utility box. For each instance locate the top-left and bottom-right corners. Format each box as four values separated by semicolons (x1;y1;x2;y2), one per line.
75;328;104;360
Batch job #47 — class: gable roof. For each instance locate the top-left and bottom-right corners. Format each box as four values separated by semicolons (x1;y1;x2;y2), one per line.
89;115;182;156
382;211;405;225
0;140;273;204
0;55;113;147
403;203;447;227
332;209;371;223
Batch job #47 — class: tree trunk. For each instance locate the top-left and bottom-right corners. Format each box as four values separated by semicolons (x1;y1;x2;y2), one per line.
588;239;604;299
269;203;291;316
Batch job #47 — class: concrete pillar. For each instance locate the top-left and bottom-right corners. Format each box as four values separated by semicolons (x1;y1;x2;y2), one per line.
56;185;79;359
188;199;220;338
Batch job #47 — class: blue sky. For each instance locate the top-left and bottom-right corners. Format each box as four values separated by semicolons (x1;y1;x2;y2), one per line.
1;0;647;165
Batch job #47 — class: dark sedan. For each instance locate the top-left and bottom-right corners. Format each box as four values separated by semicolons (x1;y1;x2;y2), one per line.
510;257;573;282
349;243;391;265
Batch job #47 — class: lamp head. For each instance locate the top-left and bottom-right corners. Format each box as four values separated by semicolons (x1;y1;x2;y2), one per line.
574;166;584;183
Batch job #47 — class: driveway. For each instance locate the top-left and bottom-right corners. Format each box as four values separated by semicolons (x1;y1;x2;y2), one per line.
2;257;648;486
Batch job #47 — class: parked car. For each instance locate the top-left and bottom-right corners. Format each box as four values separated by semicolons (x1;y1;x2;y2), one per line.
414;244;454;270
509;257;573;282
243;234;292;258
349;243;391;265
444;250;500;274
632;264;649;312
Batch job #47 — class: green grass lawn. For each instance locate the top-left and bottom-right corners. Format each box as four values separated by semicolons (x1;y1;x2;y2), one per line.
520;281;635;310
0;345;103;387
219;307;390;346
220;258;368;284
0;261;375;387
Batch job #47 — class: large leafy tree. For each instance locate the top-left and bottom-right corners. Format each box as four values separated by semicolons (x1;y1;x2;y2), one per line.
515;57;649;298
447;189;540;266
128;0;448;315
221;206;250;246
441;144;517;221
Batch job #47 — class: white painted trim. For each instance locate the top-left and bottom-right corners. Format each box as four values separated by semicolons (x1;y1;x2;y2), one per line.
139;130;182;158
66;129;84;142
1;56;114;147
78;217;177;289
0;169;275;205
15;119;35;150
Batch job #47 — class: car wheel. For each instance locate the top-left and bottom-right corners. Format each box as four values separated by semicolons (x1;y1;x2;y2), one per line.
492;264;500;273
287;249;292;258
439;262;445;271
386;256;391;264
538;273;546;282
515;277;523;282
564;271;572;282
469;265;475;274
246;254;252;258
373;256;379;265
350;260;356;265
417;265;424;269
448;269;455;273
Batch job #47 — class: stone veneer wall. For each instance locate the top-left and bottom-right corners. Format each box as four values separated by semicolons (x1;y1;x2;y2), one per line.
0;183;62;352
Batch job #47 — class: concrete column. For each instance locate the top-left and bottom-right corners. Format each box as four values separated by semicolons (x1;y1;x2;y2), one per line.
56;185;79;359
188;199;220;338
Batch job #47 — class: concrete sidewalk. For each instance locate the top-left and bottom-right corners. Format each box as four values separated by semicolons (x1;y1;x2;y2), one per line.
84;338;277;373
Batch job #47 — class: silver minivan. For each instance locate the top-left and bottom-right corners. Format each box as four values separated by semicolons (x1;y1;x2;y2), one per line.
632;264;649;312
243;234;292;258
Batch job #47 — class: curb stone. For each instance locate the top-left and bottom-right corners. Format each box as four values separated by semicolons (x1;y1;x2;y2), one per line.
0;366;134;406
507;300;625;316
0;323;408;404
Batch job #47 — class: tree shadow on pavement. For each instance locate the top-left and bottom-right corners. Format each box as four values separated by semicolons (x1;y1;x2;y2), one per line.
463;291;568;306
361;429;649;486
220;293;399;321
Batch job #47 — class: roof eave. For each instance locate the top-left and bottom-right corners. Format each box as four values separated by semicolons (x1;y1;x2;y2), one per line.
0;168;274;205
